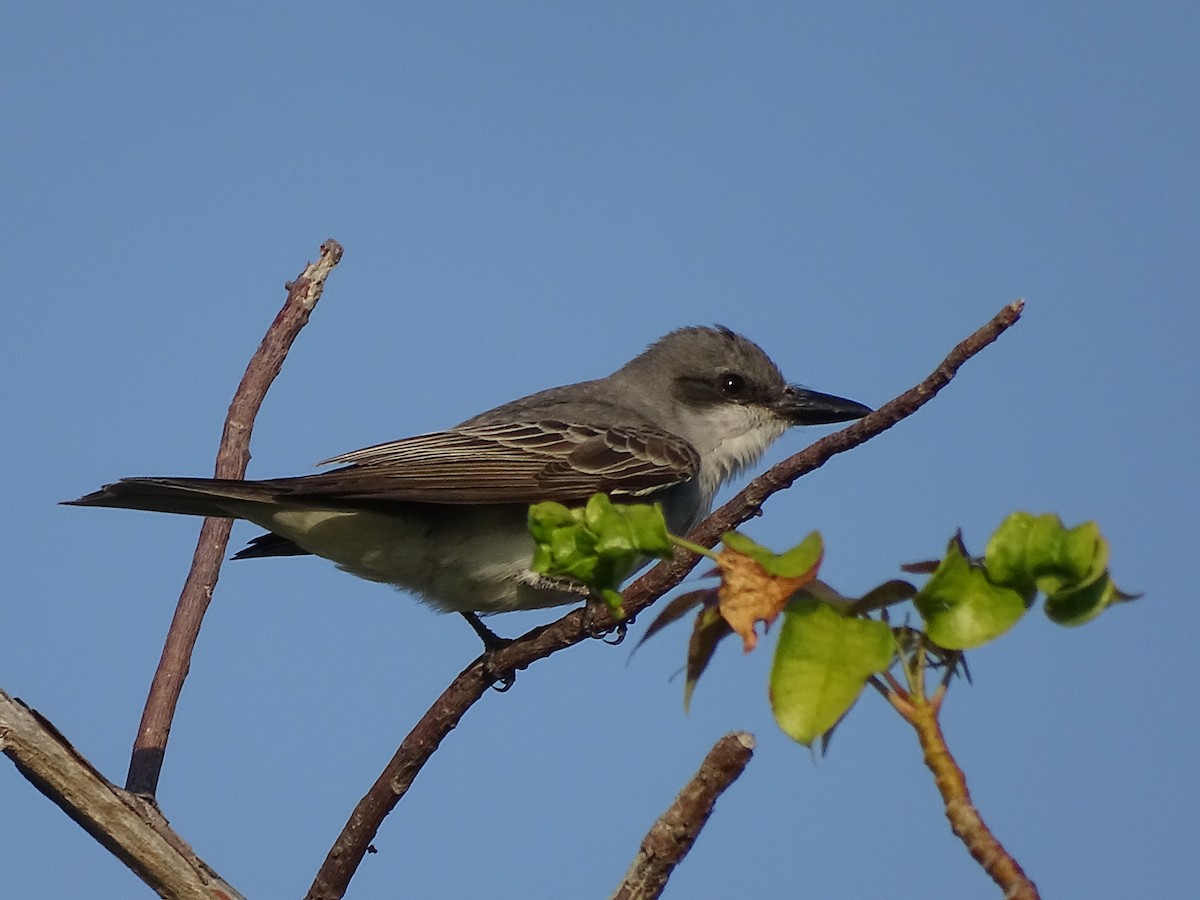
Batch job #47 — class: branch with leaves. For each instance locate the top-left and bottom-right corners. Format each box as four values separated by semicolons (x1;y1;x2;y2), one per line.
306;300;1025;898
1;277;1039;900
548;498;1132;896
632;512;1133;738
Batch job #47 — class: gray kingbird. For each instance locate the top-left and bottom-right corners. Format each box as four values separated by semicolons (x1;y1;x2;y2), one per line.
67;326;869;620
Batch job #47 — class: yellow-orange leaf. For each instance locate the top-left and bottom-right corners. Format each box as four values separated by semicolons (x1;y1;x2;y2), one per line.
716;543;822;652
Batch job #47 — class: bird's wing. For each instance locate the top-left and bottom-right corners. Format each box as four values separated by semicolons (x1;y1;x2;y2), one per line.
272;420;700;504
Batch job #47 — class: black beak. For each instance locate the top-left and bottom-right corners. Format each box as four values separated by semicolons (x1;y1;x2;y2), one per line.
776;385;872;426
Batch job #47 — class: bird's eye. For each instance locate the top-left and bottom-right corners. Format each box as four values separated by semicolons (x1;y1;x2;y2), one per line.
719;372;746;397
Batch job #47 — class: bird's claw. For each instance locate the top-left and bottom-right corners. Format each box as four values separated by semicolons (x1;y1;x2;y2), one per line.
478;642;517;691
602;622;628;645
581;598;633;644
461;611;517;691
486;660;517;692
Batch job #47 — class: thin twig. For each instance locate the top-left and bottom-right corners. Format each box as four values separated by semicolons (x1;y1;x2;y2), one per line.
611;731;755;900
306;299;1025;899
883;686;1040;899
125;240;343;797
0;688;244;899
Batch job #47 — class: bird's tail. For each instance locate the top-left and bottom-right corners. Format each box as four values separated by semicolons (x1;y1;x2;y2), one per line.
63;477;284;518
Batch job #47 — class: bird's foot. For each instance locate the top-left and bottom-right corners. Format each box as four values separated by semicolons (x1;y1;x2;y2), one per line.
581;597;632;645
486;664;516;692
460;612;517;691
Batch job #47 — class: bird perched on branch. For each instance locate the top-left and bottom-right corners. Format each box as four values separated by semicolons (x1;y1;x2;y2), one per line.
67;326;869;632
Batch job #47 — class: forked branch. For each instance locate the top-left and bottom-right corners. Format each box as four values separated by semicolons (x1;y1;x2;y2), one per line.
0;689;243;899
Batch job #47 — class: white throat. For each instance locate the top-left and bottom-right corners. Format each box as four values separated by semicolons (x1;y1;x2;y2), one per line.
673;405;789;506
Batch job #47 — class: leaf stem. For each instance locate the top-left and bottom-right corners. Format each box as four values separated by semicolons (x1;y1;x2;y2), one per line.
669;535;721;560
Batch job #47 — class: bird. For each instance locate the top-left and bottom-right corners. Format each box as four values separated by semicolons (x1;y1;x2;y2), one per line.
66;326;870;631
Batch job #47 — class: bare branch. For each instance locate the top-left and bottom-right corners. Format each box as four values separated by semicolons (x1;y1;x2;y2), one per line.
1;688;243;900
307;300;1025;898
126;240;343;797
611;731;755;900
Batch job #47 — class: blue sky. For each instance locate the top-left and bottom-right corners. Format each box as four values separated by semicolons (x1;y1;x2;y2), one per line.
3;4;1197;898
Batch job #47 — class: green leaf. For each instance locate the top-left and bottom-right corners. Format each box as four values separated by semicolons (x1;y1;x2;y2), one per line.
982;511;1130;628
769;600;894;746
527;495;676;612
599;587;626;619
552;525;598;581
1043;572;1116;626
985;513;1106;592
528;501;579;543
914;539;1028;650
721;531;771;564
722;530;823;578
589;495;673;556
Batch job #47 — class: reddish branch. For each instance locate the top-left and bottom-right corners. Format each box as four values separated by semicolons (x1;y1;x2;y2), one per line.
611;732;756;900
0;689;243;899
883;682;1041;900
306;300;1026;899
125;240;344;797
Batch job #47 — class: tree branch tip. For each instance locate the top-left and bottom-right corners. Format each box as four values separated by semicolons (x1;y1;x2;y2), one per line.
126;239;344;800
994;298;1025;325
730;731;756;750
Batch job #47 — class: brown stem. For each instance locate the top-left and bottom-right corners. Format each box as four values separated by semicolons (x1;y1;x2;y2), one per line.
885;687;1041;899
1;688;244;899
306;299;1025;898
125;240;343;797
610;732;755;900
